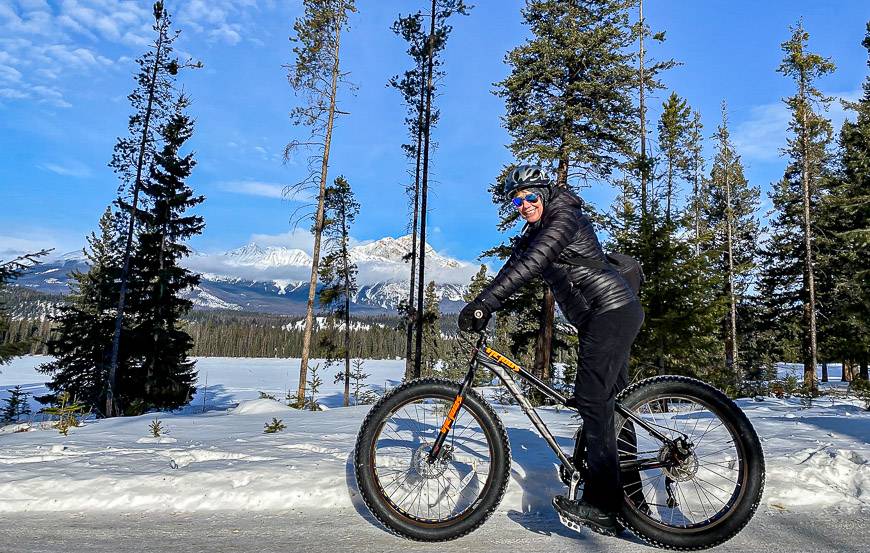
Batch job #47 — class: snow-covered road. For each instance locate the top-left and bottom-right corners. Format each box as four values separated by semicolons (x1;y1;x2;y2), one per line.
4;509;867;553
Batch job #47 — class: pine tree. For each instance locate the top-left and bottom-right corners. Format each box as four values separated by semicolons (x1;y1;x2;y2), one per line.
107;1;201;417
286;0;357;407
125;94;203;412
704;102;761;391
389;11;430;380
818;21;870;381
0;252;47;368
1;385;32;424
493;0;642;384
412;0;471;380
39;209;126;413
421;280;442;377
657;92;692;224
762;20;836;394
318;176;359;407
444;265;494;383
686;111;707;256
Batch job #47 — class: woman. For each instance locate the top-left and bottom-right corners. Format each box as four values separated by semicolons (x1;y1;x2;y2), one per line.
457;165;644;536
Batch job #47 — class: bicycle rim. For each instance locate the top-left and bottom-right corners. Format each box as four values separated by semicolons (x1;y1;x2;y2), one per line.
618;394;747;531
368;395;495;525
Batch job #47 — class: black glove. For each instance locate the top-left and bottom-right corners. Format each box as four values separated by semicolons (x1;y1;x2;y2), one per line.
458;293;499;332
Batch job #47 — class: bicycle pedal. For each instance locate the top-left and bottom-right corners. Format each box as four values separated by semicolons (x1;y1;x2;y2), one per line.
557;512;584;533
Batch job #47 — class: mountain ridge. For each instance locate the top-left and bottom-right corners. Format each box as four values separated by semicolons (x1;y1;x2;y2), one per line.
19;235;479;315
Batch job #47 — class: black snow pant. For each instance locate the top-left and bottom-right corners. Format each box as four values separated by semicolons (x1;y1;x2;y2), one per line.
571;299;644;513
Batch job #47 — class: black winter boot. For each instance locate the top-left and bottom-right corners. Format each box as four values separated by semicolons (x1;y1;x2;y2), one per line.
552;495;623;536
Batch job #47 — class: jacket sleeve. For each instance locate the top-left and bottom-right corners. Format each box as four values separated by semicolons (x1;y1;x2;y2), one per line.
479;204;581;307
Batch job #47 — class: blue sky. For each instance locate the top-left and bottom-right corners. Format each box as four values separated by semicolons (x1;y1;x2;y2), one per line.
1;0;868;265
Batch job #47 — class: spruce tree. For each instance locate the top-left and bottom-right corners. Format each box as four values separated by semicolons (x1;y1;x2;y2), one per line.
818;21;870;381
287;0;357;407
421;280;442;377
1;385;32;424
704;102;761;390
762;20;836;393
125;94;204;412
39;209;127;412
686;110;707;256
318;176;359;407
657;92;692;224
493;0;641;383
107;1;200;417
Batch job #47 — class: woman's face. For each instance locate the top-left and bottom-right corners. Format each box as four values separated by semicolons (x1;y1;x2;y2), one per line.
514;189;544;223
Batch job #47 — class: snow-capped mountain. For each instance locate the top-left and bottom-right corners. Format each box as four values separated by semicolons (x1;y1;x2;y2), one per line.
13;235;479;315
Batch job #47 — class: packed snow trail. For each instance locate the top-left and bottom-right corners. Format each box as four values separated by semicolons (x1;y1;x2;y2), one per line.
2;355;869;551
3;509;868;553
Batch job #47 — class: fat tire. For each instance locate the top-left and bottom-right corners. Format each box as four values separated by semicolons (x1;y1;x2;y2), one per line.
354;378;511;541
615;376;765;550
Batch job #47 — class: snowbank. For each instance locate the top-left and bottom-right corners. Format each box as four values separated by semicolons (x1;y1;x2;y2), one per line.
1;356;868;515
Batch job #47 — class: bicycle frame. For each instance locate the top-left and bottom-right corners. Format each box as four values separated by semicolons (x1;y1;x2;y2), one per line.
427;333;680;492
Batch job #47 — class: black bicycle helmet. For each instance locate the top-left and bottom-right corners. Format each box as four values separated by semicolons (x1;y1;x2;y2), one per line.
502;164;552;199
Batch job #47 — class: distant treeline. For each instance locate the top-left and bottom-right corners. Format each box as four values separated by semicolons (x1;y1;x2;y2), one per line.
0;289;445;359
184;310;408;359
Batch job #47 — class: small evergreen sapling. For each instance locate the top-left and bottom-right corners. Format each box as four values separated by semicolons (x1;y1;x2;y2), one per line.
264;418;286;433
349;359;379;405
149;418;164;438
306;363;323;411
1;385;32;424
41;392;86;436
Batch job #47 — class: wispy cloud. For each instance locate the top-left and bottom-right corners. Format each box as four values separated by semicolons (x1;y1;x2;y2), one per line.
0;230;80;260
218;180;285;199
38;160;93;178
0;0;272;107
733;88;863;162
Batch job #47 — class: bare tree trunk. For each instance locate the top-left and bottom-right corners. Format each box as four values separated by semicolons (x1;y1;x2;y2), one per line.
297;22;343;408
799;76;819;394
533;290;555;389
821;361;828;383
860;360;869;381
724;155;740;387
342;208;351;407
665;159;674;225
841;359;851;382
413;0;437;380
693;147;701;257
107;19;167;417
404;61;425;381
638;0;647;222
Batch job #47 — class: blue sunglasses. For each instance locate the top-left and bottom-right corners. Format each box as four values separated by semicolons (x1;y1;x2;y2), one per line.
511;192;540;207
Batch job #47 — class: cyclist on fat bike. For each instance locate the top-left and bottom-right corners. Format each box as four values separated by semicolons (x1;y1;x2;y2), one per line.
457;164;645;535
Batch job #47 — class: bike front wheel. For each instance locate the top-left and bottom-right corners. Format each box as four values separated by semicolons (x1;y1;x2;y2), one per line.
616;376;765;550
354;378;511;541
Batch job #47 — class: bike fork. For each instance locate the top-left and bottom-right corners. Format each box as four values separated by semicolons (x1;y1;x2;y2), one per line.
427;360;476;463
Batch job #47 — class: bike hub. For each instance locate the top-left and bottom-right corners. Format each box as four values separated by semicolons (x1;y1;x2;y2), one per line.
659;438;698;482
414;443;452;479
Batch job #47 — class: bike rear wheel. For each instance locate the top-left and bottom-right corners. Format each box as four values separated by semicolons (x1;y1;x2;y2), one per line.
354;378;511;541
616;376;765;550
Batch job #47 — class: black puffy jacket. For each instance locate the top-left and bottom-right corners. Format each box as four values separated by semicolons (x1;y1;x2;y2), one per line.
478;187;637;326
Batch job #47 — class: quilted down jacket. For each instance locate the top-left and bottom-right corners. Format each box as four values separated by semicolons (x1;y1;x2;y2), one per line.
477;187;637;326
